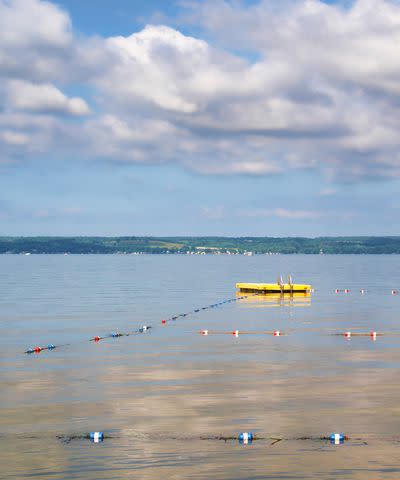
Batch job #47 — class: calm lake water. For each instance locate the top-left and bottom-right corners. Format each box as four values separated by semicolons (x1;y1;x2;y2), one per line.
2;254;400;479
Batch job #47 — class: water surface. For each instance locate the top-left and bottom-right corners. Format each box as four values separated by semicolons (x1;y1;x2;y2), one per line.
1;254;400;479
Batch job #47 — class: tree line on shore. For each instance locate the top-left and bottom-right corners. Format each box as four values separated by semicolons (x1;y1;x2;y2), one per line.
1;236;400;254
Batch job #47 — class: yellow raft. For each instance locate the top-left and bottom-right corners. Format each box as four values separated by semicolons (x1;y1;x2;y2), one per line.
236;282;312;294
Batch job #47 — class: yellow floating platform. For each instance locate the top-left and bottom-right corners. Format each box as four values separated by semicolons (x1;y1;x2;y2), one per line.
236;282;312;294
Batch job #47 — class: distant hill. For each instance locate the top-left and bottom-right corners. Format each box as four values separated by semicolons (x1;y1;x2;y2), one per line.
1;236;400;254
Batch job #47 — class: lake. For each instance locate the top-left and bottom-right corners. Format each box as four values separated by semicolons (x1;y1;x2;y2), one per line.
1;254;400;479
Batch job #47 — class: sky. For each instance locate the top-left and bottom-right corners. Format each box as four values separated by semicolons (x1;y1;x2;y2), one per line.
0;0;399;236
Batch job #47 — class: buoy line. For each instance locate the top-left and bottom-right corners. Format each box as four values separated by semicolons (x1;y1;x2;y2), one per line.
62;432;351;445
331;331;384;338
25;327;151;354
23;289;400;354
24;295;250;354
161;295;249;325
199;329;284;336
334;289;398;295
329;331;400;339
5;431;356;446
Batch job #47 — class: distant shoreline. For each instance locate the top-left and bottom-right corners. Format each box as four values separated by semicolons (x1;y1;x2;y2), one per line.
1;236;400;254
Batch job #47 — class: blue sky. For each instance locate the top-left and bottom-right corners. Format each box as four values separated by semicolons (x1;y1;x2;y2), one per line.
0;0;399;236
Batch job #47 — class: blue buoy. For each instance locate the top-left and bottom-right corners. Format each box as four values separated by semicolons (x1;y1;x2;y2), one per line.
26;347;34;354
238;432;253;444
111;332;121;338
90;431;104;443
329;433;345;444
47;344;55;350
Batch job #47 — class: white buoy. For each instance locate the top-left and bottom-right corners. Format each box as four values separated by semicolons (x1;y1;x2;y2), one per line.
238;432;253;444
90;432;104;443
330;433;345;445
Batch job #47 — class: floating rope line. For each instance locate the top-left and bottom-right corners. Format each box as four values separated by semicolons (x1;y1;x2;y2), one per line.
334;289;399;295
199;329;285;337
25;326;151;354
51;431;359;446
4;430;389;446
23;289;399;354
160;295;249;326
329;331;400;339
24;295;250;354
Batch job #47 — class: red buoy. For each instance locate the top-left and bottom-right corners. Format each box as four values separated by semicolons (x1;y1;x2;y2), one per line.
232;330;239;337
392;290;398;295
34;346;42;353
344;331;351;338
161;319;166;325
344;289;350;293
370;331;377;340
273;330;280;337
335;289;340;293
93;336;100;342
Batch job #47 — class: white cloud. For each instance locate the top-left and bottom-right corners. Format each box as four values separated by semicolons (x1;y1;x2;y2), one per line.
0;0;73;80
6;80;90;115
102;25;211;113
240;208;323;219
200;206;327;220
0;0;71;48
1;0;400;181
0;130;29;146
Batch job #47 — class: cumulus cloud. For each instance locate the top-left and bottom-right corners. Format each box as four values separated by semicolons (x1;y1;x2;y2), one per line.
0;0;73;80
103;25;208;113
0;0;71;47
1;0;400;181
6;80;90;115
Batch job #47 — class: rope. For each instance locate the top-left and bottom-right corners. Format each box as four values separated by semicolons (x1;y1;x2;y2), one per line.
24;295;250;354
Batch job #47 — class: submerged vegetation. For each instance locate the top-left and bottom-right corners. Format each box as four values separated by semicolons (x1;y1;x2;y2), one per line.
1;236;400;254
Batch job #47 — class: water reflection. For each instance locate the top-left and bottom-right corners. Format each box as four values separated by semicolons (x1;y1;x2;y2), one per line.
237;292;311;308
4;352;400;478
